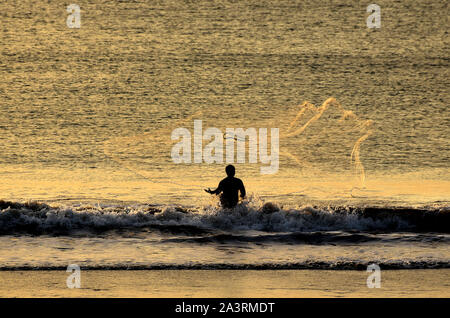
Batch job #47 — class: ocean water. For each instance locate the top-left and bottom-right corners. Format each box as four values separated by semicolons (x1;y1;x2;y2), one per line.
0;1;449;272
0;200;448;270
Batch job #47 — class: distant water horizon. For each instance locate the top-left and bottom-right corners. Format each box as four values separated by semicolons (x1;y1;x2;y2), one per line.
0;0;448;207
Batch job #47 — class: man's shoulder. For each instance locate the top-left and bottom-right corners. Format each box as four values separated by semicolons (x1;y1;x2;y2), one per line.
219;177;228;184
221;177;242;183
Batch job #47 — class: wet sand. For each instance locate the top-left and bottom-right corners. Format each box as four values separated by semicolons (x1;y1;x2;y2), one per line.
0;269;448;298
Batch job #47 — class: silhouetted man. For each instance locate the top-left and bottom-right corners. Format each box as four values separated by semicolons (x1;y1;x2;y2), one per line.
205;165;246;208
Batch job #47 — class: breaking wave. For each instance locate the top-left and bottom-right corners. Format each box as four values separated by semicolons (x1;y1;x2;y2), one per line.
0;200;448;236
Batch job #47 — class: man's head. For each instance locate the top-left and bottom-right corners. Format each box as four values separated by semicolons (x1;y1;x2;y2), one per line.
225;165;235;177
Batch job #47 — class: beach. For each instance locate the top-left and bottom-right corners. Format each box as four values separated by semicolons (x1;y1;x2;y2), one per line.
0;269;448;298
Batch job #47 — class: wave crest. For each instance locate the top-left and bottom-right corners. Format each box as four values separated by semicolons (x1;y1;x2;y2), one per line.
0;200;448;235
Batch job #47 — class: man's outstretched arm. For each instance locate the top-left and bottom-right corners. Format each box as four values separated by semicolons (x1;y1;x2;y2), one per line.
205;182;223;195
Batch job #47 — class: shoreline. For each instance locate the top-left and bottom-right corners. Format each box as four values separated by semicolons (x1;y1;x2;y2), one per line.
1;269;448;298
